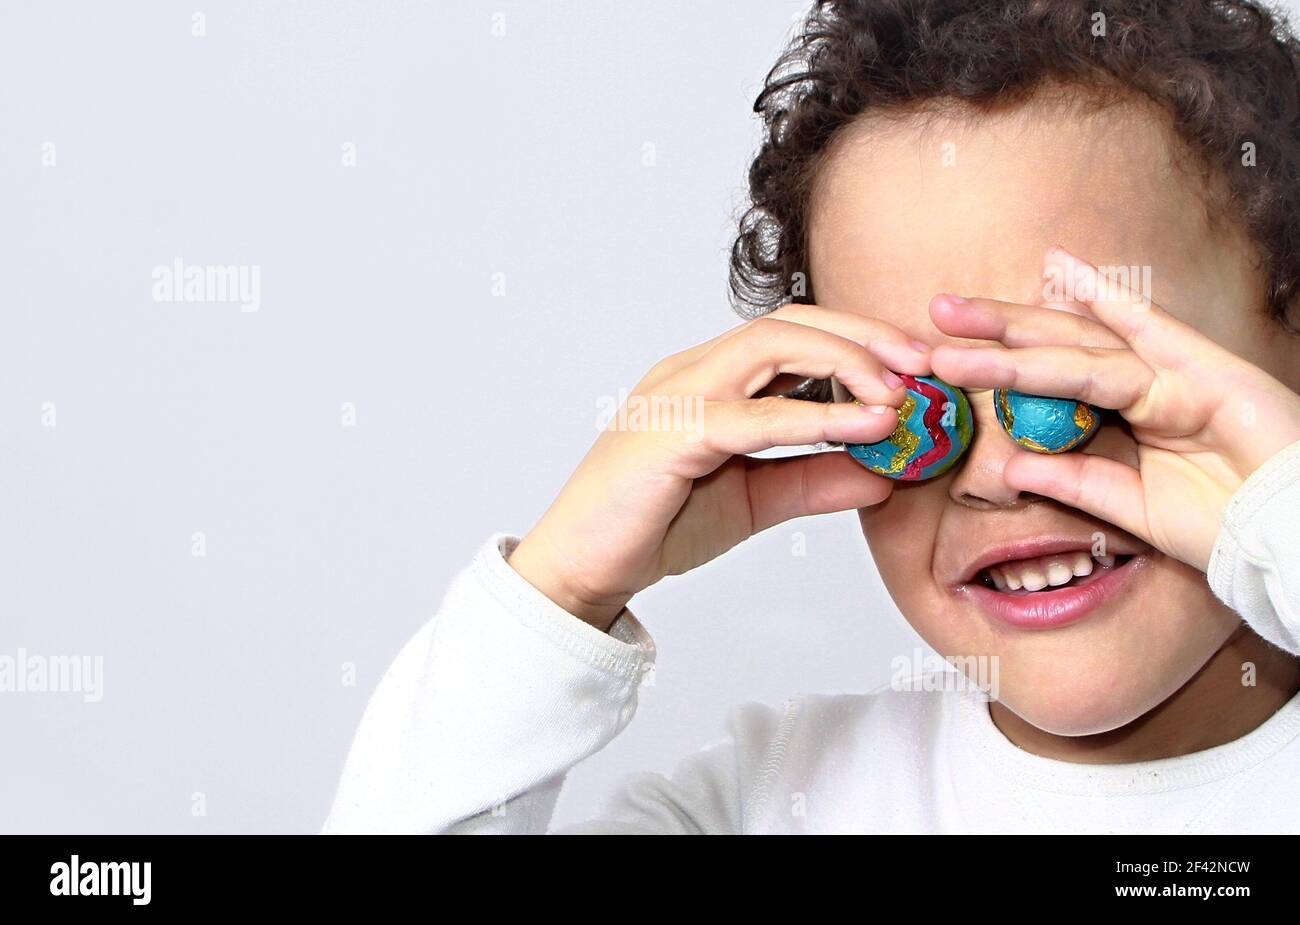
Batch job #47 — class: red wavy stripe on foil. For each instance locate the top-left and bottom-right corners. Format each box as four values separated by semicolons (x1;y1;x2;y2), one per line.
902;376;952;479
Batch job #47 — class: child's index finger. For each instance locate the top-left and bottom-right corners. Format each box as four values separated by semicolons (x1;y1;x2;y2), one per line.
929;292;1128;351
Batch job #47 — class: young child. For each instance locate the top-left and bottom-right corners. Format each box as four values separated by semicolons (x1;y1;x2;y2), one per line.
323;0;1300;833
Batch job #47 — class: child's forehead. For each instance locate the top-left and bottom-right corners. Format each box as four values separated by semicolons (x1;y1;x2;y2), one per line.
806;97;1228;336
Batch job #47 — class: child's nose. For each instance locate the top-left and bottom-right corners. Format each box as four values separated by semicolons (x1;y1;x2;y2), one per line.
946;390;1042;510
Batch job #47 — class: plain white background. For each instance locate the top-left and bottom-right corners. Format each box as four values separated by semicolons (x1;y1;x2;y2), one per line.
5;0;1299;833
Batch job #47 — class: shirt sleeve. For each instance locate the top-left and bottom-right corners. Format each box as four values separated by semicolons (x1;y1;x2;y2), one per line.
320;534;657;834
1208;438;1300;654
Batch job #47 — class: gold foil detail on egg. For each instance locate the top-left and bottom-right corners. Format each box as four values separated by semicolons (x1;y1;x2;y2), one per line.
1016;435;1055;453
996;388;1015;430
884;395;919;475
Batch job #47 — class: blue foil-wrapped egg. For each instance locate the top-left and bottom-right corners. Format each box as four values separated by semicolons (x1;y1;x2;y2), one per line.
994;389;1100;454
846;374;973;480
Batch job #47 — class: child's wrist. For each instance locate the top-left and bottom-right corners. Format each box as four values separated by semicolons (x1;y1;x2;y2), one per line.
508;537;630;633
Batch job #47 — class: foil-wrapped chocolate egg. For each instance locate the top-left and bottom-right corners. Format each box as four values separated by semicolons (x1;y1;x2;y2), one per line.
846;375;973;480
994;389;1100;454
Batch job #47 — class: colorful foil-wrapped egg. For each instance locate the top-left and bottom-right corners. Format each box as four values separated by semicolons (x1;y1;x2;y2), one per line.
846;374;973;480
994;389;1100;454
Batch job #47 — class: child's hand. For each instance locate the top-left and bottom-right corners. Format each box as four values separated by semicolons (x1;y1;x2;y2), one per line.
930;245;1300;573
509;305;931;630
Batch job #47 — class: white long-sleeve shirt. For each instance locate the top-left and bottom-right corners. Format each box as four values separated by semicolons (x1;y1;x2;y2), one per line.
322;440;1300;834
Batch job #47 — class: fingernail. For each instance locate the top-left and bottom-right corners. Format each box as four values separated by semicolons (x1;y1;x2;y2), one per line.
943;293;968;305
910;339;931;353
881;369;904;389
864;404;893;414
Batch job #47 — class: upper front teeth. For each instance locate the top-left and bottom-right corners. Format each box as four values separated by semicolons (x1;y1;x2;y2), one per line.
986;552;1116;591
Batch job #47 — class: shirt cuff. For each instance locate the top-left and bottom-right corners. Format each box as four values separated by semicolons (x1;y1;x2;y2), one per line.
1208;438;1300;652
475;534;656;678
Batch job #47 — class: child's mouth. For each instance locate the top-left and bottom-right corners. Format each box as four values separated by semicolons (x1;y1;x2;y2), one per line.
976;551;1135;595
955;545;1149;630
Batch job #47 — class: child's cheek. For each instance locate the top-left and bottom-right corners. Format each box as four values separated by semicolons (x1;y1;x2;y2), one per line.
1080;415;1141;469
857;483;947;614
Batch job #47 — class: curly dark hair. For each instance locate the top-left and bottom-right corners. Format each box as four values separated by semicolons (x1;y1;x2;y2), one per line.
729;0;1300;331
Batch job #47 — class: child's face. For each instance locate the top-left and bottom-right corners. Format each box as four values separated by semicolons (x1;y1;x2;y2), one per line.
808;94;1299;736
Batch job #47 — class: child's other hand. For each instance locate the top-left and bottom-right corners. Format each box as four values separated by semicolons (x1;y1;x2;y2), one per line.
509;305;931;630
930;245;1300;573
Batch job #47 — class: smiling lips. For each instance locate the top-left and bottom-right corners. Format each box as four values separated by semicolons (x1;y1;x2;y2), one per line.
954;540;1149;630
